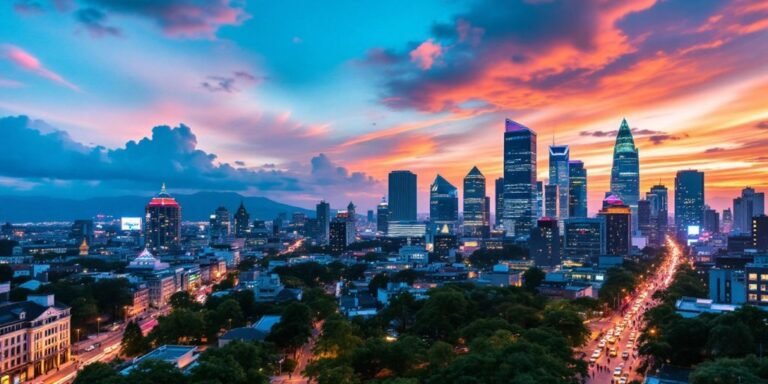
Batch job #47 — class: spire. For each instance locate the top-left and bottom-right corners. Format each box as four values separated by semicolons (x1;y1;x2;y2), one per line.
160;182;167;194
614;118;636;153
467;166;484;177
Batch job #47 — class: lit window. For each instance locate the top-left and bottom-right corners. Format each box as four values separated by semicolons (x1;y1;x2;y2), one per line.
749;273;758;281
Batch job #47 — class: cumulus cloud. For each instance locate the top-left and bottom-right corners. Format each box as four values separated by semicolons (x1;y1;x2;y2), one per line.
75;8;120;37
409;39;442;70
0;116;377;200
80;0;249;38
1;45;79;91
201;71;264;93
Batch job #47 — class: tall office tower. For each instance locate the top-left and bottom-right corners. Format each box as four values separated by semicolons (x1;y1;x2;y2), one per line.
753;215;768;252
598;194;632;257
563;217;606;264
430;175;459;229
544;184;559;218
495;178;504;227
647;184;669;242
675;170;705;240
145;184;181;254
610;119;640;228
536;181;544;218
530;218;561;267
703;206;720;234
346;201;357;242
734;187;765;235
329;219;348;255
484;196;491;230
638;199;651;237
69;219;94;245
722;208;733;233
209;206;231;242
568;160;588;217
233;201;250;238
316;200;331;244
503;119;537;237
549;145;570;219
463;166;489;238
376;197;389;234
388;170;417;222
367;210;374;223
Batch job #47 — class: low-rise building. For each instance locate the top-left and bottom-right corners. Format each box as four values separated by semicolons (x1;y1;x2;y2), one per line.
121;345;198;375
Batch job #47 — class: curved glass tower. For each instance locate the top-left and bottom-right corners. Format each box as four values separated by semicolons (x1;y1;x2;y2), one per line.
610;118;640;226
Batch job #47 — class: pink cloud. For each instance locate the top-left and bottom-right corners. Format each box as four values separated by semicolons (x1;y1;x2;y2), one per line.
409;39;442;70
2;45;79;91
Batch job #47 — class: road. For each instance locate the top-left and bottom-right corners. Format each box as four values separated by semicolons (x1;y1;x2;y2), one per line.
582;237;685;384
270;321;322;384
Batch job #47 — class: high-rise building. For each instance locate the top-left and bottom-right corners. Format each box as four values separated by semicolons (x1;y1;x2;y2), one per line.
430;175;459;229
638;199;651;238
610;119;640;228
536;181;544;218
329;219;348;256
495;178;504;227
544;184;558;218
549;145;570;219
722;208;733;234
753;215;768;252
345;202;356;243
563;217;606;264
530;218;561;267
69;219;94;246
233;201;250;238
598;194;631;257
734;187;765;235
209;206;231;242
376;198;389;234
502;119;537;237
703;207;720;234
568;160;587;218
367;210;374;223
388;171;417;222
316;201;330;244
675;170;705;240
145;184;181;254
463;166;489;238
647;184;669;246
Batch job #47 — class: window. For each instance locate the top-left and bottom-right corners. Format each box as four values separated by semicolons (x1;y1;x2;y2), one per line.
750;284;759;290
761;274;768;281
749;293;759;301
749;273;758;281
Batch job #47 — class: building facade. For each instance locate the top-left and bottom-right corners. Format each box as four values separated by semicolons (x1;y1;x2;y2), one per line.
233;202;250;238
530;218;561;267
563;217;606;264
376;198;389;234
599;195;632;257
609;119;640;228
734;187;765;235
675;170;705;241
144;184;181;254
502;119;537;237
568;160;587;218
549;145;570;220
388;170;417;222
429;175;459;230
316;201;330;245
463;166;489;238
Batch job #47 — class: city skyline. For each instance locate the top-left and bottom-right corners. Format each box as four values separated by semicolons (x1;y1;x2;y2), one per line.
2;1;768;215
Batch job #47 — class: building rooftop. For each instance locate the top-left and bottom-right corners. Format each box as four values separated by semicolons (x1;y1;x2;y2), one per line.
504;118;533;133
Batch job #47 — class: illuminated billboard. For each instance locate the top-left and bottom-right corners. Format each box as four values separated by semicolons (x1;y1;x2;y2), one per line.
121;217;142;231
687;225;700;236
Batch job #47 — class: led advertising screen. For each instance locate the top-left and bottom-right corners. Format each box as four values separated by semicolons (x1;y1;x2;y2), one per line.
121;217;142;231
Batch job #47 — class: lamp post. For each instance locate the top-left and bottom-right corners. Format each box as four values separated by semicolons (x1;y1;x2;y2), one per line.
96;317;101;338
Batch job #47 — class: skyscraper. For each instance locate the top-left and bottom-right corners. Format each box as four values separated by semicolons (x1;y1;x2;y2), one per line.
549;145;570;219
209;206;231;242
703;206;720;234
647;184;669;245
376;197;389;234
610;119;640;227
69;219;94;246
675;170;705;240
563;217;606;264
638;199;651;237
733;187;765;235
568;160;587;217
388;170;417;222
598;194;632;257
430;175;459;229
503;119;537;237
144;184;181;254
530;218;561;267
495;177;504;227
544;184;558;218
753;215;768;252
234;201;250;238
316;201;330;244
536;181;544;218
329;219;348;256
463;166;489;238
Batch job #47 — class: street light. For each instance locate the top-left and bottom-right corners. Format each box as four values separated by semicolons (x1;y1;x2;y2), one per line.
96;316;101;338
76;328;81;343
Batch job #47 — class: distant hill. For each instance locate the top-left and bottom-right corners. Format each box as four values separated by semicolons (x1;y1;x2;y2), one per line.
0;191;314;222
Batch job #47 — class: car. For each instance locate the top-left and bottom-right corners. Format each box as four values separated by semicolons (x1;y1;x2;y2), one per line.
609;348;618;357
589;357;597;365
592;349;602;359
607;336;616;344
613;366;623;377
619;377;628;384
622;351;629;360
598;340;606;348
84;345;96;352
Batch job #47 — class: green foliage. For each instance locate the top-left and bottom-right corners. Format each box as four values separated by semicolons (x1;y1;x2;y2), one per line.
123;360;186;384
0;263;12;282
148;309;205;345
266;302;313;352
73;362;123;384
468;244;528;269
169;291;199;311
303;287;338;321
598;266;637;308
522;267;545;291
690;356;768;384
121;321;150;357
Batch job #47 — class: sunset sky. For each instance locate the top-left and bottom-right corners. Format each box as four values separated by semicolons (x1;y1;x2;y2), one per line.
1;0;767;215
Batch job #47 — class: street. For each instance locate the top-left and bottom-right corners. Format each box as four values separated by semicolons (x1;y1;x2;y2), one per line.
582;237;684;384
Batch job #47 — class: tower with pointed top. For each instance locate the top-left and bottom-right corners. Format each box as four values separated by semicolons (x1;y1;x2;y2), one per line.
463;166;489;238
234;201;250;238
610;118;640;229
430;174;459;230
144;184;181;254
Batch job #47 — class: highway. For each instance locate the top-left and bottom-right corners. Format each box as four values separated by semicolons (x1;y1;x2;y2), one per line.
583;237;684;384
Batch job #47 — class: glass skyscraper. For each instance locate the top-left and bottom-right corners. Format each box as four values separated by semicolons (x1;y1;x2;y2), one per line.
549;145;570;219
610;118;640;227
463;166;488;237
495;177;504;228
733;187;765;235
430;174;458;228
674;170;705;240
503;119;537;237
316;200;330;244
388;170;417;222
568;160;587;217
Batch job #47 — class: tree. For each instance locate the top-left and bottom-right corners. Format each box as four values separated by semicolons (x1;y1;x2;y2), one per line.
0;263;12;282
73;362;124;384
413;289;469;342
121;321;149;357
125;360;185;384
368;273;390;294
267;303;313;353
542;308;589;347
314;315;363;357
381;292;421;333
169;291;197;310
303;288;338;321
148;309;205;345
522;267;545;291
690;357;766;384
